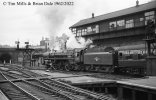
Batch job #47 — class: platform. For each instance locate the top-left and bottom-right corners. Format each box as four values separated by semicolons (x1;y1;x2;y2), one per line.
31;70;156;100
31;70;115;84
117;76;156;100
118;76;156;90
31;70;90;78
58;76;115;85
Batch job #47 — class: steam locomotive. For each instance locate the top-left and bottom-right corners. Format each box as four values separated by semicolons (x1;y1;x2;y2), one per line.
43;45;146;76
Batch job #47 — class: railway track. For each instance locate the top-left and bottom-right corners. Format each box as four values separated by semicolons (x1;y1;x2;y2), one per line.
0;65;45;80
2;65;45;77
0;65;116;100
2;72;19;80
0;72;7;81
28;79;93;100
0;72;39;100
0;81;39;100
0;70;73;100
14;80;78;100
39;78;112;100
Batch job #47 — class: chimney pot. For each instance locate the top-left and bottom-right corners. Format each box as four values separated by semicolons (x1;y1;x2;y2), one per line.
92;13;94;18
136;0;139;6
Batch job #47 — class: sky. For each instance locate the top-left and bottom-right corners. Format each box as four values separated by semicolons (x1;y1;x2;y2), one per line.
0;0;152;47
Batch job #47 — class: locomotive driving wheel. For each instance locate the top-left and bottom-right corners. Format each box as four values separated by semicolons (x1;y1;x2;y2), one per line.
53;64;60;70
73;64;80;71
65;64;73;71
50;64;56;70
85;65;91;71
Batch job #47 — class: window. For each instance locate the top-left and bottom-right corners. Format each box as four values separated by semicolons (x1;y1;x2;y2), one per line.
84;29;87;35
87;27;92;33
145;11;155;25
95;25;99;33
126;19;134;28
81;29;87;36
77;30;81;37
135;17;144;27
92;25;99;33
72;28;76;34
140;18;144;21
117;20;125;27
82;29;85;36
109;21;117;29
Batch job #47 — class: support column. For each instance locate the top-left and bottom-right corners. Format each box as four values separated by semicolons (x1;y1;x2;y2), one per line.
105;88;108;94
132;90;136;100
148;93;152;100
117;87;123;100
147;41;151;56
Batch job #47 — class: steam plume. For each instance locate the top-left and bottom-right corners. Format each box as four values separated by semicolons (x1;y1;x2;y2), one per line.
37;5;74;50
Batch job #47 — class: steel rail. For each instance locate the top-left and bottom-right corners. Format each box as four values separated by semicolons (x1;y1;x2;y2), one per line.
0;72;41;100
29;79;83;100
20;80;75;100
40;78;111;100
49;78;111;100
3;65;41;78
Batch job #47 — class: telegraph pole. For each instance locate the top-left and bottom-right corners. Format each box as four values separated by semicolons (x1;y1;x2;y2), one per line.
15;40;20;49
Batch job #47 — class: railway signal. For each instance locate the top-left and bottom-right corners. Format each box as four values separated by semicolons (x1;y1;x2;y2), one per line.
15;40;20;49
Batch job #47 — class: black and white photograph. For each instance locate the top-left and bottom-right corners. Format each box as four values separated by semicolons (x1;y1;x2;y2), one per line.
0;0;156;100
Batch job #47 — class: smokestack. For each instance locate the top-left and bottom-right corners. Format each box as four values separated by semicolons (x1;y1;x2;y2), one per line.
92;13;94;18
136;0;139;6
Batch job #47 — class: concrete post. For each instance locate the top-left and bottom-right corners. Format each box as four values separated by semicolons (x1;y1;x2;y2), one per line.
146;56;156;76
117;87;123;100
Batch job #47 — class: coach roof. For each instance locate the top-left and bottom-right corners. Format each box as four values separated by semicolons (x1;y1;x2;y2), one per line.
70;1;156;28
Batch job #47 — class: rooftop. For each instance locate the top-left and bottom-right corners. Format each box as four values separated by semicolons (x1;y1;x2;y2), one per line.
70;1;156;28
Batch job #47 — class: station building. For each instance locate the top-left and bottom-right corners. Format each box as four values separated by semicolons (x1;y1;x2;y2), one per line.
70;1;156;55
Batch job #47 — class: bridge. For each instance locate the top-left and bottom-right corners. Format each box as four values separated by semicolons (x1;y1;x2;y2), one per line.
0;48;19;63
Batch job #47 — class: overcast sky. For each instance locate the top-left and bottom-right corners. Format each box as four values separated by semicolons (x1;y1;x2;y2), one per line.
0;0;152;47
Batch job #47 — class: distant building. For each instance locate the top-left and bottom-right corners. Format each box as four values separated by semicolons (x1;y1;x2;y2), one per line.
40;37;50;51
0;45;13;48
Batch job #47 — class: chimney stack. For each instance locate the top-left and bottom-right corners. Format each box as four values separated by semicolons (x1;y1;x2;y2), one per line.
136;0;139;6
92;13;94;18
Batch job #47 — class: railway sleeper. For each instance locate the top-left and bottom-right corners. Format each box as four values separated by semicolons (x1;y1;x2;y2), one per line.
40;79;83;95
22;80;74;100
42;78;109;100
35;80;82;100
42;81;94;99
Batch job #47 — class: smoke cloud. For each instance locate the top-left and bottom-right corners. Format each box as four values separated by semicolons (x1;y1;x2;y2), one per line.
37;1;75;49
